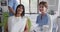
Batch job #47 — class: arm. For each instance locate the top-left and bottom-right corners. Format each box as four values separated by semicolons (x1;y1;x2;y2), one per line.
52;18;58;32
24;20;29;32
4;17;11;32
4;22;8;32
48;15;52;32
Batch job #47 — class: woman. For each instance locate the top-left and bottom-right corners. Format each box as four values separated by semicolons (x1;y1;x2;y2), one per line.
6;4;29;32
36;1;51;32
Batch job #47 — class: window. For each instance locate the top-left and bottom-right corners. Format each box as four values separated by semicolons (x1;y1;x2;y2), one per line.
17;0;38;14
21;0;29;13
30;0;38;13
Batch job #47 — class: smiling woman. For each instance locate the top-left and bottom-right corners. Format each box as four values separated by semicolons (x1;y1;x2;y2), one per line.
6;4;31;32
36;1;51;32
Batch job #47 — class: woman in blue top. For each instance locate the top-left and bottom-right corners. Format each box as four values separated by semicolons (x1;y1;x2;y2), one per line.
36;1;51;32
8;0;19;16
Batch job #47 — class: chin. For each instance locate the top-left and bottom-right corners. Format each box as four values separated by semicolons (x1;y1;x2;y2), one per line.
17;13;21;14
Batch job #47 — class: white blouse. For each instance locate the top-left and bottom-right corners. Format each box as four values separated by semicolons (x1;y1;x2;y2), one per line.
8;16;27;32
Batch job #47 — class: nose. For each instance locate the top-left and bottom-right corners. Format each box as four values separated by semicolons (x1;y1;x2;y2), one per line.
39;7;42;9
40;8;43;10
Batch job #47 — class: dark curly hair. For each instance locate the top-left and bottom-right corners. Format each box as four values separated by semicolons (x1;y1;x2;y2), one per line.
39;1;48;8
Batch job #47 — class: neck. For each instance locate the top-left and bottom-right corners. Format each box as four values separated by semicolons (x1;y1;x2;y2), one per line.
41;12;46;16
15;14;21;17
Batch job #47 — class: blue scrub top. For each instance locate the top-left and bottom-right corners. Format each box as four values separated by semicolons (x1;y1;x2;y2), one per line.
8;0;19;16
36;13;49;26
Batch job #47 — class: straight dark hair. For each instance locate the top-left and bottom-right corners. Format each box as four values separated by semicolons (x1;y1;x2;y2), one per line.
15;4;25;17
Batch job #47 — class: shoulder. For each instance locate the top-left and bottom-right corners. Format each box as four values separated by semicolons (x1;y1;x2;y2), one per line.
47;14;51;22
37;14;41;17
47;14;51;18
22;16;28;20
23;16;27;19
36;14;41;19
8;16;15;20
8;16;15;24
9;16;14;18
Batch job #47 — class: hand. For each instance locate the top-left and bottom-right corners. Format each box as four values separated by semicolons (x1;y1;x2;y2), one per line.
43;25;49;32
24;29;28;32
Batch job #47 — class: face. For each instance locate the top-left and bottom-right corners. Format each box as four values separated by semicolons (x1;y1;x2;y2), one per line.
39;4;47;14
17;6;23;14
